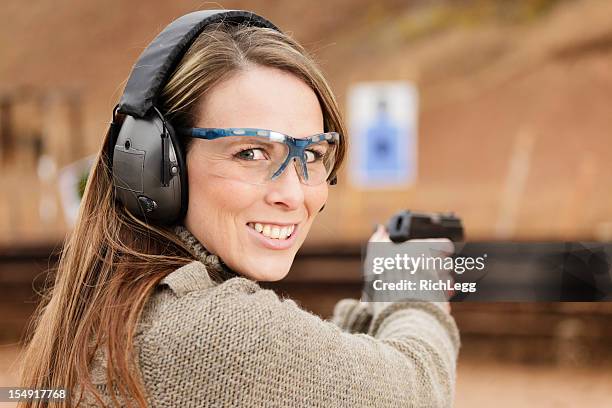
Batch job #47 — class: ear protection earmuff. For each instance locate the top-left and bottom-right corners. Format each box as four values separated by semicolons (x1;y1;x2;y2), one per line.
106;10;281;225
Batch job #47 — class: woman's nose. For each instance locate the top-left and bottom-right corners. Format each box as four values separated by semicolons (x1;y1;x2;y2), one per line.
264;159;305;210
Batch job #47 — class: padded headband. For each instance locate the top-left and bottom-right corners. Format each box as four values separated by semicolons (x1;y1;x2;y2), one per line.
117;10;280;118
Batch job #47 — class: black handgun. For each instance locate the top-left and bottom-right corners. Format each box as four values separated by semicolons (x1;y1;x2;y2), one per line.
386;210;464;243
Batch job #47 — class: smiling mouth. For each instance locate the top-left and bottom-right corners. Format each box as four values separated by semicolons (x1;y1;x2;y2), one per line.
246;222;297;240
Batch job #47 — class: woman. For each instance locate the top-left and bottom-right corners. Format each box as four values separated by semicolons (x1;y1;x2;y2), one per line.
20;10;460;408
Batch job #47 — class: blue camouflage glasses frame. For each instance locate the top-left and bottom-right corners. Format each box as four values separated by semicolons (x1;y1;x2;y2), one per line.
180;127;340;185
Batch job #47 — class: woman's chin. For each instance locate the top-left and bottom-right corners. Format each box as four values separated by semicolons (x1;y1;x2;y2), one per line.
240;258;292;282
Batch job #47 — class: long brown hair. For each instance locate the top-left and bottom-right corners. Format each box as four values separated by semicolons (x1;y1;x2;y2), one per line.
19;21;347;408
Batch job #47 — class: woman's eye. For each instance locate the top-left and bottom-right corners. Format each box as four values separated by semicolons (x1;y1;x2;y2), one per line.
305;149;324;163
236;148;267;161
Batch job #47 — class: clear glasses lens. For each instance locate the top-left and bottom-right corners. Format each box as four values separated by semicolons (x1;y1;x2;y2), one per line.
302;139;337;185
197;136;336;185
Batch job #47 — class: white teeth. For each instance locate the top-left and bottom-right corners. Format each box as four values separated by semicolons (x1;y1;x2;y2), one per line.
248;222;297;240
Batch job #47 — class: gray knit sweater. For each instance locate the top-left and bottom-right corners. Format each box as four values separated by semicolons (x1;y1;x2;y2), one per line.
76;225;460;407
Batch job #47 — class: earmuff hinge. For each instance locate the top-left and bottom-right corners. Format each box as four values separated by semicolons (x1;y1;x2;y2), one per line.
161;132;170;186
153;106;172;187
107;104;121;170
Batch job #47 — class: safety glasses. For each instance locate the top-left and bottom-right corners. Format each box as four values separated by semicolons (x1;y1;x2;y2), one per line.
180;127;340;186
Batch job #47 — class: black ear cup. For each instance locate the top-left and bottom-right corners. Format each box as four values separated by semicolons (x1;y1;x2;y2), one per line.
112;112;187;225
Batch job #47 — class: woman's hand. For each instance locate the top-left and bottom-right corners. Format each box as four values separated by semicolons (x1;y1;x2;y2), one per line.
368;224;454;313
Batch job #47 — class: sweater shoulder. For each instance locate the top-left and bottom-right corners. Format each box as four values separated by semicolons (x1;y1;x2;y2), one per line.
157;259;259;297
136;260;266;337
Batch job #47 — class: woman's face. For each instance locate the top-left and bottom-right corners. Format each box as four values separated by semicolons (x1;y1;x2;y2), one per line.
184;64;328;282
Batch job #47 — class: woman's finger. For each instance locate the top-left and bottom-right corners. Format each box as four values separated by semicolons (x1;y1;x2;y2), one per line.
368;224;391;243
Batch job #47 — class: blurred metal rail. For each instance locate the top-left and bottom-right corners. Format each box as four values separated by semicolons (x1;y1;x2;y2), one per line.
1;242;611;366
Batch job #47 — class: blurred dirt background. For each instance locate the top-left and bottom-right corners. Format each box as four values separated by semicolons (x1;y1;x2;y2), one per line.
2;0;612;244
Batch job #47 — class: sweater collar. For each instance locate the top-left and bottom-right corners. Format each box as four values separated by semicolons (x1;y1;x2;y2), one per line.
173;224;240;283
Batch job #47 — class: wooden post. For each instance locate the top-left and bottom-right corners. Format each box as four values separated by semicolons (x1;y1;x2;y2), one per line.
67;91;83;162
0;95;14;166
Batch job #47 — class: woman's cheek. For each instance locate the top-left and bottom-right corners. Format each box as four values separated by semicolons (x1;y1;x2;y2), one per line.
307;184;329;217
